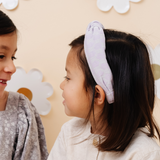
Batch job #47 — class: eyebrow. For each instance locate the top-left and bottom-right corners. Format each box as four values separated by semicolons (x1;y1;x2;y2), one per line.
0;45;9;50
0;45;17;52
65;67;70;73
15;48;18;52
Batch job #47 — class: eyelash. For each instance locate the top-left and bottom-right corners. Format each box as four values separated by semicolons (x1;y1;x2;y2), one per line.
12;56;17;60
0;55;17;60
64;76;70;81
0;55;5;59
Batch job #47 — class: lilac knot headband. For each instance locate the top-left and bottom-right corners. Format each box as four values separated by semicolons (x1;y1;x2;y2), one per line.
84;21;114;104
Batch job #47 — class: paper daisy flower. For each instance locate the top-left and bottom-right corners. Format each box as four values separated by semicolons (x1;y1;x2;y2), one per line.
148;45;160;99
5;67;54;115
0;0;18;10
97;0;141;14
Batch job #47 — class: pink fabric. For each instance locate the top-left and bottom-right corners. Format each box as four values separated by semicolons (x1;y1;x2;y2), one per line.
84;21;114;103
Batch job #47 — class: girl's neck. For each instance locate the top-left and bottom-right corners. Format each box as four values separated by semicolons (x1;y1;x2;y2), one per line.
0;91;8;111
89;118;110;137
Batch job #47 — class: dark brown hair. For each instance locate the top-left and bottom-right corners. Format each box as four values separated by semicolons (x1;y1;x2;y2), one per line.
0;10;17;35
69;29;160;152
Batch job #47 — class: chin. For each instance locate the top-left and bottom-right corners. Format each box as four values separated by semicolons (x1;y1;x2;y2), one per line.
65;111;71;116
64;109;72;117
0;90;5;98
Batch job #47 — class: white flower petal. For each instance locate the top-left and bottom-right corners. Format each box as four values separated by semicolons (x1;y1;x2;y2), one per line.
130;0;141;2
42;82;54;98
97;0;113;12
155;80;160;99
147;45;156;64
15;67;26;75
31;88;52;115
154;45;160;64
38;100;51;116
148;44;160;100
28;69;43;82
114;0;130;14
97;0;141;13
7;67;27;91
2;0;18;10
6;67;53;115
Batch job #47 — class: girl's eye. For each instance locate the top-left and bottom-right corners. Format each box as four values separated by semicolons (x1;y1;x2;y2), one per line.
64;76;70;81
12;56;17;60
0;55;5;59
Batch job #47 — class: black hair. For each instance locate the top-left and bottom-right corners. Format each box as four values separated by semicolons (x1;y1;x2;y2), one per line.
0;10;17;35
69;29;160;152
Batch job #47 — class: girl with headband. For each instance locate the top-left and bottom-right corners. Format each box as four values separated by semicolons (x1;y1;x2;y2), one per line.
0;11;48;159
48;21;160;159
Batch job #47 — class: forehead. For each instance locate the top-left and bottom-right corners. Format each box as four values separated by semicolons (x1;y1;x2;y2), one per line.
66;47;80;68
0;32;17;50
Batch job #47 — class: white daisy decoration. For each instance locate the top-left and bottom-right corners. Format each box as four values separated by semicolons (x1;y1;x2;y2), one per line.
97;0;141;14
148;45;160;99
5;67;54;115
0;0;18;10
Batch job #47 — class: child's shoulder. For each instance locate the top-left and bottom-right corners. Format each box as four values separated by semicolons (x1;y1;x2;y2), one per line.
61;117;87;136
7;91;39;116
125;128;160;159
62;117;85;129
8;91;30;104
131;128;160;148
6;91;29;110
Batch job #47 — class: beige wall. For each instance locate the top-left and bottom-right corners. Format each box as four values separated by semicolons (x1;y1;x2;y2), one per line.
1;0;160;152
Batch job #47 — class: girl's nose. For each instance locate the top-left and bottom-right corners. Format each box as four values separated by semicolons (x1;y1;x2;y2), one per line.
60;80;65;90
4;60;16;74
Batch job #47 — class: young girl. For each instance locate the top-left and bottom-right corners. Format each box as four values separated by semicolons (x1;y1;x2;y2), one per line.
48;21;160;159
0;11;48;159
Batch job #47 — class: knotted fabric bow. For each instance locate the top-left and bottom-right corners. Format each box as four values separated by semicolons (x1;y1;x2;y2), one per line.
84;21;114;103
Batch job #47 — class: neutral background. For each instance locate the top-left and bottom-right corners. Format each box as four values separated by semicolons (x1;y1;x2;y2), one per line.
1;0;160;152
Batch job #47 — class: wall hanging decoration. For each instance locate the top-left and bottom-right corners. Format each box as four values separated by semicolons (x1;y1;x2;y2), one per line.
97;0;141;14
148;45;160;99
0;0;18;10
5;67;54;115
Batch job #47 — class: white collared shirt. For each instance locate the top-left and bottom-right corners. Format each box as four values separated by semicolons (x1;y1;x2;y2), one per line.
48;117;160;160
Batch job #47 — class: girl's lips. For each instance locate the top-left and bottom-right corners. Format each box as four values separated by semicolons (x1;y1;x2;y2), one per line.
0;80;7;85
0;83;7;86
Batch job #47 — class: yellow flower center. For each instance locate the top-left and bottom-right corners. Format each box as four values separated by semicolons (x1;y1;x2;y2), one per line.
17;88;33;101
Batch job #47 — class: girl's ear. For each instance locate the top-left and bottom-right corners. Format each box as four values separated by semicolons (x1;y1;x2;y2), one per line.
94;85;105;105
